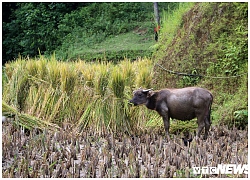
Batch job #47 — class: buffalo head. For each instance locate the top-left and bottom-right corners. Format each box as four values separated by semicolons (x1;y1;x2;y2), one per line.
129;88;154;106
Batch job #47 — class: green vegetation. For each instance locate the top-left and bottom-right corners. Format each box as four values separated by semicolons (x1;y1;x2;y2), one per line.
154;2;248;130
3;2;178;62
56;32;155;61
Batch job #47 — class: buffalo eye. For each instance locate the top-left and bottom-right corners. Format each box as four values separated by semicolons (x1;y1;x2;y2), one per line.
138;93;143;97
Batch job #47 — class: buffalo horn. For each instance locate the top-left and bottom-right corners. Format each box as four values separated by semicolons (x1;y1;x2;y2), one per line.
142;89;153;92
133;87;142;94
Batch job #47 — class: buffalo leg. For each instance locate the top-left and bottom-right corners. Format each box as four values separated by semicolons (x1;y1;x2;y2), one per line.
197;115;206;138
204;116;211;139
158;111;170;140
204;124;210;139
157;103;170;140
197;124;205;138
163;116;170;139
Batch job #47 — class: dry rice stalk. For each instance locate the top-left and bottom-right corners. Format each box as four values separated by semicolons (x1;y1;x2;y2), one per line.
2;100;60;131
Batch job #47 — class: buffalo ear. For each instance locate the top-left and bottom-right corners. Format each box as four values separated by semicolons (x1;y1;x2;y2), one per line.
147;90;155;98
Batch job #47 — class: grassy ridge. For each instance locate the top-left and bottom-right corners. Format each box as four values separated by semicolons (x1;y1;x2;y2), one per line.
56;31;156;61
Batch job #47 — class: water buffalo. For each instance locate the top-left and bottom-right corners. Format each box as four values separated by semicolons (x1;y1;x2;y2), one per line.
129;87;213;140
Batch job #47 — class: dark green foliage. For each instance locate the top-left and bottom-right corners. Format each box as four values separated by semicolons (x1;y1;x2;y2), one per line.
3;2;84;62
233;110;248;130
3;2;179;62
58;3;150;36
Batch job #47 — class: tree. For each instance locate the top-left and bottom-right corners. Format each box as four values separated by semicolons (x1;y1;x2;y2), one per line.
154;2;160;25
2;2;86;63
153;2;160;41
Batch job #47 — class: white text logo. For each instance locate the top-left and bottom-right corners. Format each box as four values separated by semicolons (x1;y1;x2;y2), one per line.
192;164;248;175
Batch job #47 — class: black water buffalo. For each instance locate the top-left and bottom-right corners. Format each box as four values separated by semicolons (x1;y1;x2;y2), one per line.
129;87;213;140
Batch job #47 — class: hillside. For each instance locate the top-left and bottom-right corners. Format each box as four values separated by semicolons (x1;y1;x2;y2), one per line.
152;2;248;128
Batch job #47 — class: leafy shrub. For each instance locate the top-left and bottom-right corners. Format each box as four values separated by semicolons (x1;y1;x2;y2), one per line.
233;110;248;130
3;3;82;61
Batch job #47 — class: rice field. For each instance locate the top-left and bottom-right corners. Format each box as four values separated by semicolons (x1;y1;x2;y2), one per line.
2;119;248;178
2;55;158;134
3;55;197;134
2;56;248;177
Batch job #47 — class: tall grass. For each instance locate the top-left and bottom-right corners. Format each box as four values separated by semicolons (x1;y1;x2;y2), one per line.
154;2;195;61
160;2;195;46
2;56;160;134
